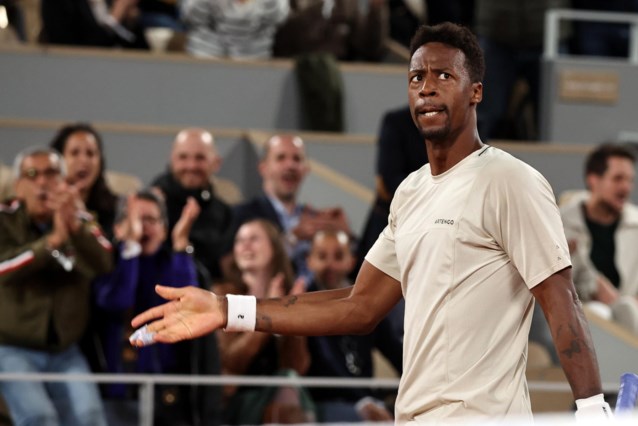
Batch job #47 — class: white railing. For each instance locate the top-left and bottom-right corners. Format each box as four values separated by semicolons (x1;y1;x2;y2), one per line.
0;373;400;426
544;8;638;63
0;372;625;425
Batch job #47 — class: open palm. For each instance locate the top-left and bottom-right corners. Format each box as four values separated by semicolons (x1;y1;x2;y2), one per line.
130;285;225;346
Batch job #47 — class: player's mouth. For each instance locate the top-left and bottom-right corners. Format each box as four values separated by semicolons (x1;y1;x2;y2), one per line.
417;106;445;116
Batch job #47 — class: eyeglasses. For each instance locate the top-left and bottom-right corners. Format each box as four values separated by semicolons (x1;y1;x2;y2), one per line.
20;168;61;181
140;216;162;225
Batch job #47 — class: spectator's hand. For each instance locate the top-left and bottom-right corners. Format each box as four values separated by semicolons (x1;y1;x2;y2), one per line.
59;184;83;234
319;206;352;235
48;207;69;249
131;285;225;346
290;276;306;296
567;238;578;254
267;272;287;299
114;194;143;242
292;206;321;241
110;0;139;23
292;206;353;242
45;182;77;247
172;197;200;251
356;398;393;422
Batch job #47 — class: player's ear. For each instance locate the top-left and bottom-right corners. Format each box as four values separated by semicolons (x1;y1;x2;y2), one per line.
470;82;483;105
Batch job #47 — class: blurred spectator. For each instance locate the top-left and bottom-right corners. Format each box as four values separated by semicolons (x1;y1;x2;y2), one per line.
273;0;389;62
40;0;146;48
0;163;11;201
355;105;427;277
93;190;222;425
561;143;638;334
224;134;352;282
0;147;112;426
151;128;234;282
425;0;474;26
387;0;425;48
50;123;119;238
180;0;289;59
138;0;182;31
474;0;570;141
571;0;638;58
0;0;25;42
305;230;402;422
217;219;313;424
50;123;144;375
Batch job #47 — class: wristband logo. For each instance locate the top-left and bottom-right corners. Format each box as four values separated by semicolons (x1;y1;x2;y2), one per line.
238;314;244;319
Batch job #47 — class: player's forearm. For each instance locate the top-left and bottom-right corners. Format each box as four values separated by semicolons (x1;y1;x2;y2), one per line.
254;294;376;337
547;292;603;398
533;270;603;399
296;287;352;302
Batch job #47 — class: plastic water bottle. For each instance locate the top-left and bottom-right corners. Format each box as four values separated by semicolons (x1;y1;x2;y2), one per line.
615;373;638;414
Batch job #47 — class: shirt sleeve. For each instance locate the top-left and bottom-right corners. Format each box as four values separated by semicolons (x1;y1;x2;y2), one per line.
365;189;401;282
484;162;572;289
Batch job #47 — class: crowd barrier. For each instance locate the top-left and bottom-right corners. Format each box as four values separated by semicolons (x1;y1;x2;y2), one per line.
0;372;630;426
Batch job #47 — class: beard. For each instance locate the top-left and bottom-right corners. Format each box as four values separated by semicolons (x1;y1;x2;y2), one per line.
420;120;453;143
599;197;625;218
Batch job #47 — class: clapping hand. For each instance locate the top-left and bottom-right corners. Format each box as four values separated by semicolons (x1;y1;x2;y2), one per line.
292;205;352;242
114;194;143;242
172;197;200;251
46;183;83;248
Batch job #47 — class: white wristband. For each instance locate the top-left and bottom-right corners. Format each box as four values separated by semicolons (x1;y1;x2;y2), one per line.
575;393;613;420
355;396;385;415
224;294;256;332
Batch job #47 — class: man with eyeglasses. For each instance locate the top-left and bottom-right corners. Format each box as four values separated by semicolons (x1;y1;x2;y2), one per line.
0;147;113;426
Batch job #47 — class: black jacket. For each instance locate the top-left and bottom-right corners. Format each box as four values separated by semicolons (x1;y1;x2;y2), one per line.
152;171;233;281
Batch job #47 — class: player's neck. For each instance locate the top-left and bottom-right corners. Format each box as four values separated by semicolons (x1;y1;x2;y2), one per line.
427;129;483;176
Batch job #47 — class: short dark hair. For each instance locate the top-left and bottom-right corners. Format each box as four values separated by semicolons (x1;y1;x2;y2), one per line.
585;143;636;179
115;189;168;226
409;22;485;83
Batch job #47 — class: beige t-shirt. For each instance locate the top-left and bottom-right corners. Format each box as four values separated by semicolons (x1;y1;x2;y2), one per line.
366;146;571;422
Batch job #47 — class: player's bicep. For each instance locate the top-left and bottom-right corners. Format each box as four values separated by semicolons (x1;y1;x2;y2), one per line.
350;260;403;329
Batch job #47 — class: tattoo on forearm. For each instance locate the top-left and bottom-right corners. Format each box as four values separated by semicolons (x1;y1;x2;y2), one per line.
283;296;298;308
560;339;582;359
559;322;594;359
258;315;273;333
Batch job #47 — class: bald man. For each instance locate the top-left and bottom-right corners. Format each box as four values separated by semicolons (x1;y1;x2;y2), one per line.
223;134;352;280
151;128;233;281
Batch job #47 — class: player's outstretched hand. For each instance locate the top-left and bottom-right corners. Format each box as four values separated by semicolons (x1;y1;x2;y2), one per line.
130;285;225;347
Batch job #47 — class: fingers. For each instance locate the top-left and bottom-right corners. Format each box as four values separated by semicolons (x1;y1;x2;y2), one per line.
130;286;184;327
130;322;182;347
185;197;200;216
130;304;168;328
268;273;286;298
290;276;306;296
155;284;186;300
